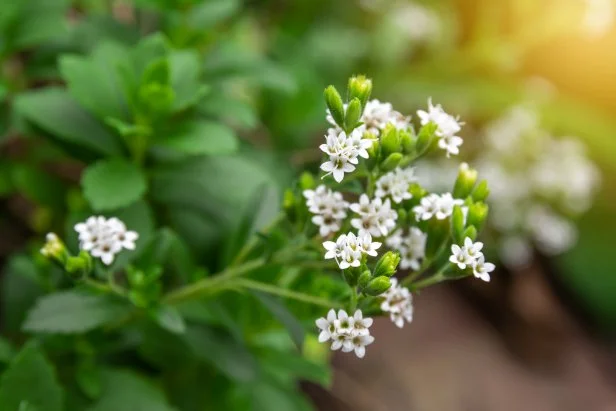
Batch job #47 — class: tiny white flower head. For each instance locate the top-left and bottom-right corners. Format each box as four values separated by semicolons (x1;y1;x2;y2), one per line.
346;332;375;358
321;153;356;183
449;243;473;270
315;309;338;343
358;232;382;257
472;255;495;282
380;278;413;328
40;233;64;258
413;193;439;221
74;216;138;265
438;134;463;157
463;237;484;260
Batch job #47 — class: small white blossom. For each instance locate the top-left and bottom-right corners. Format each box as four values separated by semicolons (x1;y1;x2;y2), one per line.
375;167;416;203
74;216;138;265
380;278;413;328
323;231;383;270
449;243;473;270
40;233;63;257
413;192;463;221
472;255;495;282
327;99;410;135
319;128;373;183
303;185;349;237
386;228;426;271
417;99;463;157
462;237;484;260
315;309;375;358
351;196;398;237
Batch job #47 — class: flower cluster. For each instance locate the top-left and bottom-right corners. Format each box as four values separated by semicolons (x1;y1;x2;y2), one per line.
375;167;416;203
303;185;349;236
386;227;427;270
379;278;413;328
319;127;374;183
350;194;398;237
449;237;495;282
316;309;375;358
323;232;381;269
417;99;463;157
74;216;138;265
413;192;464;221
476;106;600;267
327;99;410;135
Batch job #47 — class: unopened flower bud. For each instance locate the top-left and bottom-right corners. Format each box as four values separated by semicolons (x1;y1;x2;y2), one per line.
283;189;296;221
343;267;360;287
373;251;400;278
467;202;489;231
65;253;92;278
358;270;372;289
451;205;465;243
397;209;408;225
40;233;68;264
364;276;391;296
415;122;437;155
379;124;401;156
380;153;403;171
472;180;490;202
299;172;316;190
462;225;477;241
348;75;373;108
399;129;415;154
324;85;345;127
344;98;362;131
453;163;478;199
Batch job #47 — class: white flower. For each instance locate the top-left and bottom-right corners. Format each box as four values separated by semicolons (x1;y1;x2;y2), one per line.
375;167;415;203
462;237;484;260
417;99;463;156
358;232;382;257
303;185;348;237
413;192;462;221
40;233;63;257
351;196;397;238
315;309;338;343
472;255;495;282
380;278;413;328
319;128;372;183
316;309;375;358
74;216;138;265
449;243;472;269
386;227;427;271
438;134;463;157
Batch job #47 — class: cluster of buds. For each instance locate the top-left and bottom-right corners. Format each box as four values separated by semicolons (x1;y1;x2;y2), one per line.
284;76;495;359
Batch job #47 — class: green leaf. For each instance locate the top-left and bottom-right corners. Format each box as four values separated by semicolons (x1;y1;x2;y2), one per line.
187;0;240;29
222;184;280;265
81;158;148;211
22;290;132;334
14;88;123;156
88;369;176;411
153;305;186;334
0;341;64;411
156;120;238;156
59;43;131;121
1;255;45;334
183;326;258;383
198;94;258;129
0;337;16;364
259;348;331;387
252;293;305;351
169;50;208;111
11;164;66;209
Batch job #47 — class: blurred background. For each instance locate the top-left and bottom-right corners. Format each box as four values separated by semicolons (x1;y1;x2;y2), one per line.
2;0;616;409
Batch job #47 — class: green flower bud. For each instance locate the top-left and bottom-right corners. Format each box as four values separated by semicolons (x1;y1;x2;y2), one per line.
299;172;316;190
343;268;360;287
472;180;490;202
379;124;401;156
40;233;68;265
451;205;465;243
364;276;391;296
380;153;403;171
324;85;345;127
462;225;478;241
344;98;362;131
453;163;478;199
373;251;400;278
467;202;489;231
348;75;372;108
399;129;415;154
397;209;407;225
65;256;88;277
358;270;372;289
425;218;450;260
283;189;296;221
409;183;427;200
416;122;437;155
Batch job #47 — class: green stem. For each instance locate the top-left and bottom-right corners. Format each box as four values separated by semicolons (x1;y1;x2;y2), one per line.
230;213;285;267
233;279;340;308
349;288;358;312
410;263;452;291
163;258;265;304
